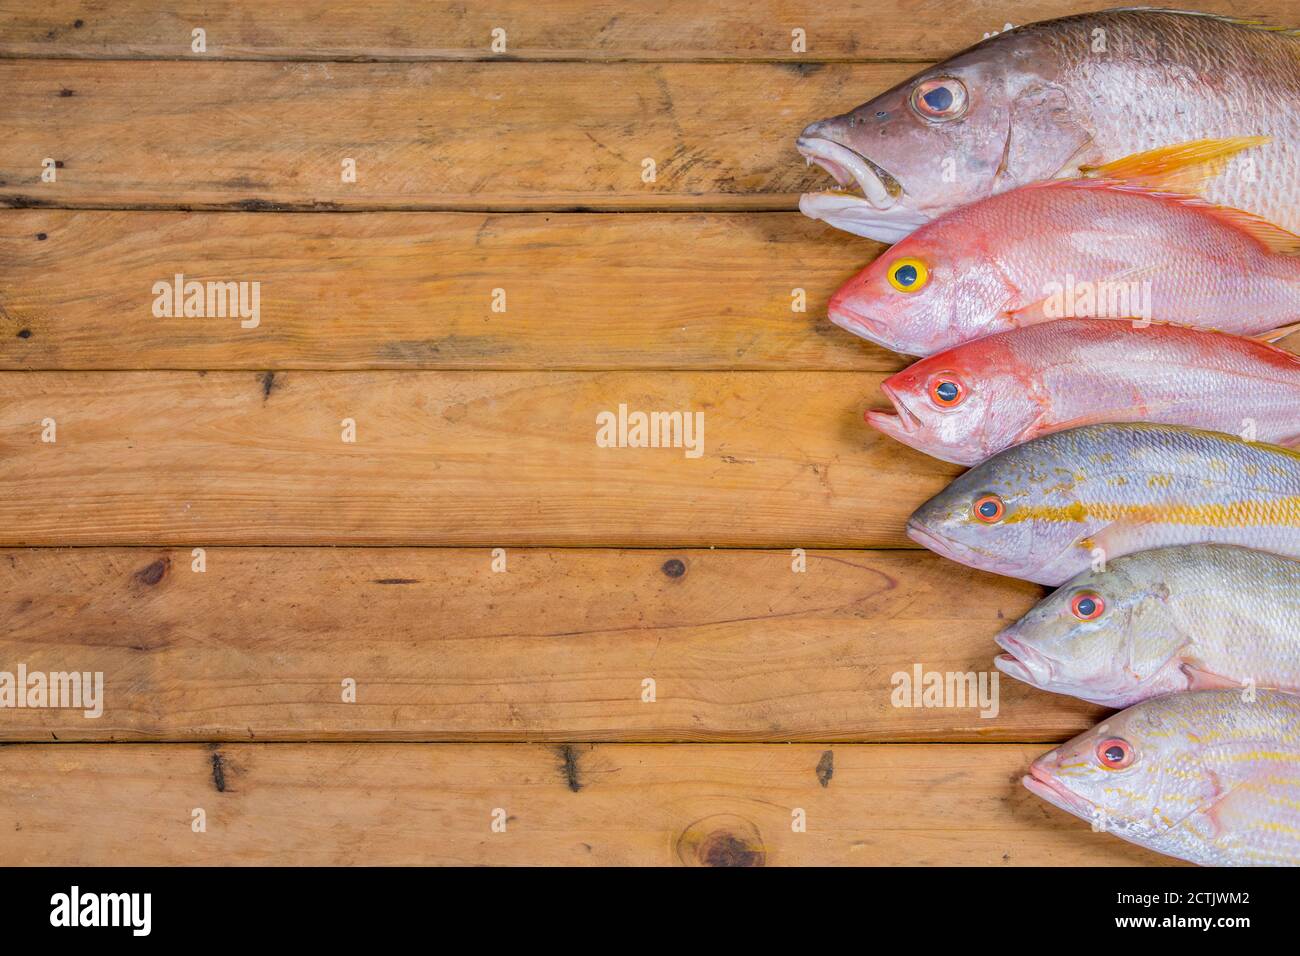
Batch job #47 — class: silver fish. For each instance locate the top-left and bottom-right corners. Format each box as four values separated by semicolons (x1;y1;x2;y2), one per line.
1026;689;1300;866
907;423;1300;585
995;544;1300;706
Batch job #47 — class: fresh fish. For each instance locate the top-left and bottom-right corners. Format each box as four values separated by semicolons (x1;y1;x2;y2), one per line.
994;544;1300;707
796;9;1300;242
867;318;1300;465
827;142;1300;355
1025;689;1300;866
906;423;1300;585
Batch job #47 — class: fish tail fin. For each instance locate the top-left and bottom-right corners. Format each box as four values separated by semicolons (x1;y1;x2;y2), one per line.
1079;136;1270;192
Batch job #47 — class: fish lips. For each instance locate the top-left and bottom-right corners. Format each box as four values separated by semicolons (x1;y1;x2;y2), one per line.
1022;764;1096;819
993;630;1054;688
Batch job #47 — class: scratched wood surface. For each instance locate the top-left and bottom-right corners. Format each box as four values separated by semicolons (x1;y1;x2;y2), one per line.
0;547;1108;742
0;0;1283;61
0;743;1176;865
0;210;884;371
0;60;910;210
7;0;1286;866
0;371;956;547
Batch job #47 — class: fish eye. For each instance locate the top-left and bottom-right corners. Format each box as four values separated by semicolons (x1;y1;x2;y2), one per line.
1096;737;1135;770
972;494;1004;523
928;374;965;408
1071;591;1105;621
886;257;929;293
910;76;969;121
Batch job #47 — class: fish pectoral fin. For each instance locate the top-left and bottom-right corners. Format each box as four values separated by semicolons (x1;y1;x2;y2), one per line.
1079;520;1154;563
1079;136;1270;193
1178;661;1242;692
1252;320;1300;343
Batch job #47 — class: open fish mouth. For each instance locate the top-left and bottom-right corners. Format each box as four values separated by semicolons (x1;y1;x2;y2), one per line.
796;136;902;209
865;382;923;436
796;136;930;243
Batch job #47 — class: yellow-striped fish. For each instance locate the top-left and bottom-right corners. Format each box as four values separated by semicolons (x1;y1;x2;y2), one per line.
907;423;1300;585
1026;690;1300;866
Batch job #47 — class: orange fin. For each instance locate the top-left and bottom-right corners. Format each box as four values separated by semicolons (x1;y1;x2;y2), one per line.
1252;320;1300;343
1079;136;1270;192
1180;662;1243;691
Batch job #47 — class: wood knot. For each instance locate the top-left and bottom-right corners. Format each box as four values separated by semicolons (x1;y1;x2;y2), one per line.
676;814;766;867
660;558;686;578
133;557;170;587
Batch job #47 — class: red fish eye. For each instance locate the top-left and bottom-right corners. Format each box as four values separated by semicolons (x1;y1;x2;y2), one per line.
929;376;964;407
973;494;1004;523
1071;592;1105;621
1096;737;1134;770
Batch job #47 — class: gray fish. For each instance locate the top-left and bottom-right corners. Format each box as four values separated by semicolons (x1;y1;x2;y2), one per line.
797;9;1300;241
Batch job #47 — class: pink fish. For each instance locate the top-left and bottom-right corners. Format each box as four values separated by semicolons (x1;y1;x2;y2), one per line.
827;141;1300;356
866;318;1300;465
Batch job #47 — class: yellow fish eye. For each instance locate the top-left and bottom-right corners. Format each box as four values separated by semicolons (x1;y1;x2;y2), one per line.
887;257;929;293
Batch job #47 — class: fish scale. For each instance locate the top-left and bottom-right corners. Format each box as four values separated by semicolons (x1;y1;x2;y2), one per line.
1027;690;1300;865
907;422;1300;585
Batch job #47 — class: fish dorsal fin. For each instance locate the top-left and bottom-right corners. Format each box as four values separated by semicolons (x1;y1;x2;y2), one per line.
1079;136;1270;192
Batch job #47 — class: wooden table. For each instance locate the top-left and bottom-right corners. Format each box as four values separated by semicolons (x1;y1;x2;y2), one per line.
5;0;1286;866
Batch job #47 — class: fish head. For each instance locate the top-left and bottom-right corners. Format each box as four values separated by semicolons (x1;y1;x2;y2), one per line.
827;220;1016;354
866;341;1044;464
797;28;1095;242
1024;699;1218;840
907;430;1110;584
994;561;1184;707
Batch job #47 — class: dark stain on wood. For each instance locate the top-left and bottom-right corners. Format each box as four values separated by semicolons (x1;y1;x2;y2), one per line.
15;329;31;339
210;746;227;793
661;558;686;578
556;744;583;792
259;371;277;400
58;88;74;97
134;558;170;587
373;578;419;585
816;749;834;788
34;232;47;240
700;831;765;867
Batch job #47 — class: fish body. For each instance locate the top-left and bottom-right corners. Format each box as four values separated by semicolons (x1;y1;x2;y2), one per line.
906;422;1300;585
1025;689;1300;866
797;9;1300;242
867;318;1300;465
995;544;1300;706
829;177;1300;355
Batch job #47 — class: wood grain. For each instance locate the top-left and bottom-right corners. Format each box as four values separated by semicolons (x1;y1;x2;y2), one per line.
0;60;910;209
0;546;1107;742
0;0;1289;62
0;209;888;371
0;742;1175;865
0;370;954;547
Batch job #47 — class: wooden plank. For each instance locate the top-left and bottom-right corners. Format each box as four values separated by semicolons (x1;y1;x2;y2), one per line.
0;547;1102;742
0;60;910;209
0;371;955;547
0;0;1289;62
0;210;888;371
0;742;1174;865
